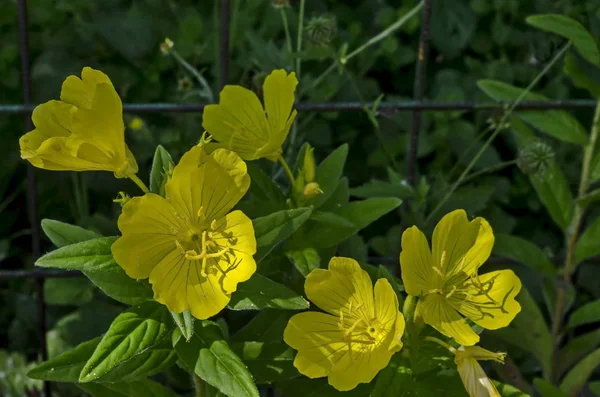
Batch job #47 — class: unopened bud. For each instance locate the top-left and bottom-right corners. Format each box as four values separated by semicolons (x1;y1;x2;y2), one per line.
305;15;337;46
160;38;174;55
517;139;555;177
303;146;317;183
303;182;323;199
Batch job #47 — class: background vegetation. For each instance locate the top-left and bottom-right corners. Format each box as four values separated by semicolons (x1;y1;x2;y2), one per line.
1;0;600;396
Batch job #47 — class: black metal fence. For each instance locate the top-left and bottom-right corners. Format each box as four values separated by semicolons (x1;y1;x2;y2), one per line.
1;0;597;395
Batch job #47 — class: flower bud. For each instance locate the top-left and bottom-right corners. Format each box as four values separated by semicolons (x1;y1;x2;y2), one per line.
303;146;317;183
305;15;337;46
517;139;555;178
160;38;174;55
303;182;323;199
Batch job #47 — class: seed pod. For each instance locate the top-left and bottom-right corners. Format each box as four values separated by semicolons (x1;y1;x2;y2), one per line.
305;15;337;46
517;139;555;178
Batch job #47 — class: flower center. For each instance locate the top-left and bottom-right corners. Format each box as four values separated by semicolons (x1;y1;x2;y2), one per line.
337;302;387;358
175;219;231;278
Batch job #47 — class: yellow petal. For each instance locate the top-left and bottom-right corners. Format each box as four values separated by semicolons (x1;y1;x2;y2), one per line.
305;257;374;320
460;346;506;364
263;69;298;150
431;210;494;282
452;270;522;330
399;225;434;296
455;355;501;397
284;312;346;379
166;147;250;222
209;210;257;293
373;279;400;330
112;194;186;279
419;294;480;346
202;85;270;161
60;67;113;109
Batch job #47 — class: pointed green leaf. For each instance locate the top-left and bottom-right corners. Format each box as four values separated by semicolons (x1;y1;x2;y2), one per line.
78;379;179;397
230;341;298;384
560;348;600;394
575;216;600;265
309;144;348;208
568;300;600;328
478;80;588;145
228;274;309;310
35;237;153;305
493;234;554;275
534;378;567;397
173;320;259;397
558;329;600;377
310;211;355;228
232;310;294;342
149;145;174;195
79;302;172;382
41;219;101;248
350;179;413;199
171;310;195;341
530;162;575;231
564;53;600;98
527;14;600;65
286;248;320;277
252;208;312;261
27;337;101;382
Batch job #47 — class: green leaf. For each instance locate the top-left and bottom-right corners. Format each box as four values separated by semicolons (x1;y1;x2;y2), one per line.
492;234;554;275
246;163;286;204
78;379;178;397
79;302;173;382
575;216;600;265
309;144;348;208
41;219;101;247
495;382;532;397
232;310;294;342
530;162;575;231
478;80;588;145
494;287;552;377
173;321;259;397
557;329;600;377
171;310;195;342
576;188;600;207
230;341;298;384
564;53;600;98
300;197;402;249
320;177;349;211
310;211;355;228
149;145;174;195
560;348;600;394
590;381;600;396
228;274;309;310
350;179;413;199
534;378;567;397
430;0;476;58
44;278;94;306
36;237;153;305
568;300;600;328
376;265;405;307
527;14;600;65
277;378;373;397
28;337;101;382
286;248;320;277
253;208;312;262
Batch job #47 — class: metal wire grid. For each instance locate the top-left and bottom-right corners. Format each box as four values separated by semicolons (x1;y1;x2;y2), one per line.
2;0;596;395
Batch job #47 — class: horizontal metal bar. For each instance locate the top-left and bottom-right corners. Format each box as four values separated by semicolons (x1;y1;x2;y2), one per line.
0;100;596;115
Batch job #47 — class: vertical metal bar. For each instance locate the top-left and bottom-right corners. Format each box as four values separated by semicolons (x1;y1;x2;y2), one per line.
17;1;49;396
220;0;230;89
406;0;433;186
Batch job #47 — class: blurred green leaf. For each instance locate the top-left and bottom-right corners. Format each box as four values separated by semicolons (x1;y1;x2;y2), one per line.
430;0;476;58
44;278;94;306
79;302;172;382
90;11;155;61
557;329;600;378
230;341;298;384
78;379;178;397
286;247;320;277
232;310;294;342
149;145;174;195
0;351;42;397
36;237;153;305
41;219;101;247
310;211;355;228
350;179;413;199
527;14;600;65
529;162;575;231
568;300;600;328
173;321;259;397
574;216;600;265
563;53;600;98
253;208;312;262
494;287;552;377
171;310;195;342
493;234;554;275
28;337;100;382
478;80;588;145
534;378;567;397
560;348;600;395
228;274;309;310
277;378;373;397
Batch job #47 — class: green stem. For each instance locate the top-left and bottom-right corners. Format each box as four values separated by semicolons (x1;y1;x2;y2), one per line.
280;7;293;59
171;50;215;102
295;0;305;77
426;42;572;224
193;374;204;397
550;100;600;380
128;174;150;194
458;160;518;186
278;155;296;186
424;336;456;353
341;1;423;64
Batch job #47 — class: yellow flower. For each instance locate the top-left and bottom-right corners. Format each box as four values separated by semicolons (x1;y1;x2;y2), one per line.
111;145;256;319
284;257;405;391
454;345;505;397
202;69;298;161
19;67;138;178
400;209;522;346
